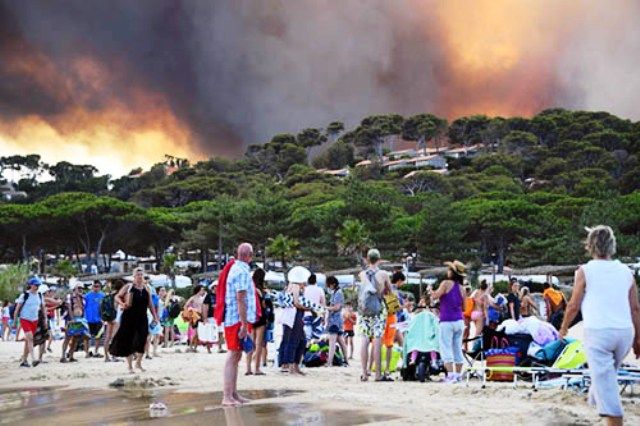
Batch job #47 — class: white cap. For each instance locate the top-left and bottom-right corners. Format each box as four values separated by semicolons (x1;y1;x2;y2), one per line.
38;284;50;294
73;282;85;290
287;266;311;284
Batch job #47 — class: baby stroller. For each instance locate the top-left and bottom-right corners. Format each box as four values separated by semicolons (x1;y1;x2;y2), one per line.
400;310;445;382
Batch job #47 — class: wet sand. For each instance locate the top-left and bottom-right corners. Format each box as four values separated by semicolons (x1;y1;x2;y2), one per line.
0;387;396;425
1;332;639;425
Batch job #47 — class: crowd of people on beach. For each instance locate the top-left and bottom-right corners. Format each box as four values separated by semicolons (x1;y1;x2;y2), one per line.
3;226;640;424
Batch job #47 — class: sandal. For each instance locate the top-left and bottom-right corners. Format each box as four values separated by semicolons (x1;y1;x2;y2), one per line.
245;371;253;376
360;375;368;382
254;371;266;376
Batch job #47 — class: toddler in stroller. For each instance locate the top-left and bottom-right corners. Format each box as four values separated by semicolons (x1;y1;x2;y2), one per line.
400;310;446;382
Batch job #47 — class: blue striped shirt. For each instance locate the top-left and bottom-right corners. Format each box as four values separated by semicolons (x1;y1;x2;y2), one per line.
224;261;257;326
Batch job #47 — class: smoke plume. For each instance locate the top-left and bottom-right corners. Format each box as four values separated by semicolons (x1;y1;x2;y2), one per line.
1;0;639;176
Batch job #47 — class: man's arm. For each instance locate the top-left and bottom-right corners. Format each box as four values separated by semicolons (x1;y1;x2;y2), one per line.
237;290;248;338
13;301;23;322
628;278;640;358
559;268;586;337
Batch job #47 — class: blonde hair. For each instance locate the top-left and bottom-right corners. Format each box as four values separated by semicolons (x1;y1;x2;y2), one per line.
164;289;175;303
585;225;616;258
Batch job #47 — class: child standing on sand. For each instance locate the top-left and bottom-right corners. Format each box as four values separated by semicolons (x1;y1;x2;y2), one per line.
342;302;356;360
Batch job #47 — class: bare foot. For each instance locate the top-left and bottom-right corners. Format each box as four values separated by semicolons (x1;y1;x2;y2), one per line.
128;369;135;374
135;364;146;372
221;398;241;407
233;393;250;404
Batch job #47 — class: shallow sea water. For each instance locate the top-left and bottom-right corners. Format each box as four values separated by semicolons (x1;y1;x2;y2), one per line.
0;387;397;425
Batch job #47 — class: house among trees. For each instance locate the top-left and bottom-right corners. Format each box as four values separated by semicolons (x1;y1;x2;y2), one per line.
0;182;27;201
442;144;482;159
317;168;350;178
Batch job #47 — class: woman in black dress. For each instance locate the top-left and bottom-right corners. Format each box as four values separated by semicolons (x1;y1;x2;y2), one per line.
110;267;158;373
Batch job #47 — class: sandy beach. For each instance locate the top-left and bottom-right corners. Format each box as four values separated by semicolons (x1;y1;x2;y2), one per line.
1;325;639;425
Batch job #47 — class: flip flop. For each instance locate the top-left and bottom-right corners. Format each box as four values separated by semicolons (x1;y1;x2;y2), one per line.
254;372;266;376
245;372;254;376
360;375;368;382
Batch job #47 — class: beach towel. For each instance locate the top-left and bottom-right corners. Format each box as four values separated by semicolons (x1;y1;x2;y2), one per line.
66;316;89;337
214;259;235;326
404;311;440;353
272;291;324;313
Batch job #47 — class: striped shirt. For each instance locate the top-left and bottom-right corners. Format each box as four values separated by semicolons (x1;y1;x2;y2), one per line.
224;260;257;326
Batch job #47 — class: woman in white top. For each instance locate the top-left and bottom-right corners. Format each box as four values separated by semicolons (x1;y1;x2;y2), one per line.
560;225;640;426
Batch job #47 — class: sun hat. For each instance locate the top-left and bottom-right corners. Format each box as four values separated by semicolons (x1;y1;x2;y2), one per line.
444;260;467;277
27;276;42;287
72;282;85;290
37;284;50;294
288;266;311;284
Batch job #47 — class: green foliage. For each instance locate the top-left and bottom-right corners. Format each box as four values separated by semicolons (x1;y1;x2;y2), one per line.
267;234;299;268
336;219;371;267
0;263;30;301
2;108;640;272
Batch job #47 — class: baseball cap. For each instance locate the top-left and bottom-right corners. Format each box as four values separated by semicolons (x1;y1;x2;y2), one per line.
27;276;42;287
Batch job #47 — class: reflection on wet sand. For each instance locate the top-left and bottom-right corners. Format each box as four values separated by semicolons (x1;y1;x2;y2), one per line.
0;387;397;425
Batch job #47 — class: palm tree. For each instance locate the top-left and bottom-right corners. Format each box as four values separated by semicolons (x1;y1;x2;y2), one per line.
162;253;177;289
266;234;299;269
336;219;372;267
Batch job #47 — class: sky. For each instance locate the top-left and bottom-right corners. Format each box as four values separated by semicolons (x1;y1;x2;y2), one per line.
1;0;640;177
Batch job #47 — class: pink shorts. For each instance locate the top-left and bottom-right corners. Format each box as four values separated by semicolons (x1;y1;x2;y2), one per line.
470;311;483;321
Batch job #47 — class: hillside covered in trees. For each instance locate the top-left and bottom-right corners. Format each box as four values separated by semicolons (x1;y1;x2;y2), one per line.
1;109;639;272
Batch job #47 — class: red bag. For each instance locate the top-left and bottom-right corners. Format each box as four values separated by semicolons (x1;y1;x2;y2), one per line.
213;259;235;326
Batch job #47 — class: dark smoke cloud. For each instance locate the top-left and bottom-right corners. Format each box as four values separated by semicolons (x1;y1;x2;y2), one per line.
1;0;639;159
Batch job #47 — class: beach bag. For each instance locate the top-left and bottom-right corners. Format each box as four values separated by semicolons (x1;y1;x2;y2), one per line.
384;292;401;316
359;269;383;317
303;351;326;367
168;300;181;319
506;333;533;365
486;348;517;381
372;345;402;373
100;294;117;322
552;340;587;370
197;321;219;343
